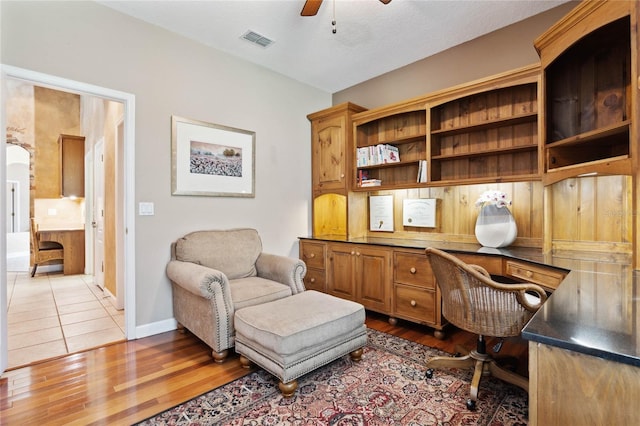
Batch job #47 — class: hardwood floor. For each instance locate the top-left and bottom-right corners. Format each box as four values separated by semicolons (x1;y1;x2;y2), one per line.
0;311;528;425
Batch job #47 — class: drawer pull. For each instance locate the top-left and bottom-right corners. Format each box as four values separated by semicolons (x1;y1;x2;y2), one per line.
410;267;417;274
410;300;417;307
310;278;316;283
309;253;316;258
526;270;533;278
351;251;356;255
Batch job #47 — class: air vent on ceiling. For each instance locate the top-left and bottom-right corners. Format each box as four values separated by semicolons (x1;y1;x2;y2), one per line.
241;30;274;48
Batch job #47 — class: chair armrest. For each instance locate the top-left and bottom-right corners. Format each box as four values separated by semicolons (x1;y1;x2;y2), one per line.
255;253;307;294
166;260;233;303
469;264;491;278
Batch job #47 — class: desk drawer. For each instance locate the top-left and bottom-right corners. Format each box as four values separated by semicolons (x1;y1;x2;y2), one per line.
300;241;326;269
394;252;434;289
394;284;436;324
505;260;565;291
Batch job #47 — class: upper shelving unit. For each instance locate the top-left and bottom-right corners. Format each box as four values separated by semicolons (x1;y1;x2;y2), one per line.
428;81;540;185
353;107;427;190
536;2;634;185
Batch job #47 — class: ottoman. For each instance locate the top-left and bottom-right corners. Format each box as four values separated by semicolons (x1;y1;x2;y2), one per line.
234;290;367;397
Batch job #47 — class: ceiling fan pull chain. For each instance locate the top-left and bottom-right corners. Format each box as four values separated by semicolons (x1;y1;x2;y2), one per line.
332;0;336;34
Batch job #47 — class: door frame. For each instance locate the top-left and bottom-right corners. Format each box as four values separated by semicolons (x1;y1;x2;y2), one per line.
0;64;137;373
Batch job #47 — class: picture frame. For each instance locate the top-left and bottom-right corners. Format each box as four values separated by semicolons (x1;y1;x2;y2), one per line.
171;115;255;197
369;194;394;232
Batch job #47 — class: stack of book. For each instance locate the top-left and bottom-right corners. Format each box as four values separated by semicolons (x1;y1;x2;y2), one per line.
361;179;382;187
357;144;400;166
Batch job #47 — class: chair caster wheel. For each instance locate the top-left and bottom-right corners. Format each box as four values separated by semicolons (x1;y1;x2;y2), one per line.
466;398;476;411
425;368;434;379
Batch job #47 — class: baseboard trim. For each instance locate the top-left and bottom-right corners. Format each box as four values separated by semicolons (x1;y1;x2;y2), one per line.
135;318;178;339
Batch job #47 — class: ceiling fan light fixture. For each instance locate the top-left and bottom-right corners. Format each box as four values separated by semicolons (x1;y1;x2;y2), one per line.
240;30;274;48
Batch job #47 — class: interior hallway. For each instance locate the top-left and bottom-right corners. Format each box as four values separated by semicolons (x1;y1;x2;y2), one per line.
6;271;125;369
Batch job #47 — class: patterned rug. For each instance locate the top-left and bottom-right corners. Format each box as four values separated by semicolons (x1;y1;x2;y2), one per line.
137;329;528;425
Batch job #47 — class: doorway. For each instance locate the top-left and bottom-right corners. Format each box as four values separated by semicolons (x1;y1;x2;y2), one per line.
1;65;137;373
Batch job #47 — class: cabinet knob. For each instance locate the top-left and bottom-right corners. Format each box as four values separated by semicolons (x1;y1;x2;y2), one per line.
309;253;316;258
351;251;356;255
356;252;361;256
410;267;417;274
310;278;316;283
526;270;533;278
410;300;417;307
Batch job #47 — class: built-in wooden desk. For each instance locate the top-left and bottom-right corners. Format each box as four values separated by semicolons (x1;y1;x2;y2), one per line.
38;228;85;275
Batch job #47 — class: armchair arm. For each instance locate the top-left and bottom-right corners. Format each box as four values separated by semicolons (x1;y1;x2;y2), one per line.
255;253;307;294
166;260;234;308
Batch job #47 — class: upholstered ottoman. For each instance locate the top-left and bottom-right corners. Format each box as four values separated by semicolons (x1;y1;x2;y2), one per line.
234;290;367;397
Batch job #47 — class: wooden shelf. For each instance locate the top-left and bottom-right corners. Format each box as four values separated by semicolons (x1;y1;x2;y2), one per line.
357;160;419;170
540;13;632;181
430;112;537;137
432;144;537;161
429;80;539;184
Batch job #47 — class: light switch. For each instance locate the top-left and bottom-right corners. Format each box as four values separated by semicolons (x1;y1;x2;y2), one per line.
139;202;155;216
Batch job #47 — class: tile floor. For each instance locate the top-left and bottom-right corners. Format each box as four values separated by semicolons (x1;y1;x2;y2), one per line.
6;271;125;369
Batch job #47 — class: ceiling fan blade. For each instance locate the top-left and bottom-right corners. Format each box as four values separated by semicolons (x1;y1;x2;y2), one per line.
379;0;391;4
301;0;323;16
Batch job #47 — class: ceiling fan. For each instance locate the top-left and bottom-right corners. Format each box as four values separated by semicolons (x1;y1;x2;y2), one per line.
301;0;391;17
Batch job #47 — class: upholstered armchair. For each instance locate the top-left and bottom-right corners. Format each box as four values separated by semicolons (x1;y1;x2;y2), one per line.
166;228;306;363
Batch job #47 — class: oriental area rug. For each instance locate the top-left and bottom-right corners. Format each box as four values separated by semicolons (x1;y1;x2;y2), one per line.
137;329;528;425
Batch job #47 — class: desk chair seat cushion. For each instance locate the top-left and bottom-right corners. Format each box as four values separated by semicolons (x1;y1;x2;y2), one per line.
39;241;63;250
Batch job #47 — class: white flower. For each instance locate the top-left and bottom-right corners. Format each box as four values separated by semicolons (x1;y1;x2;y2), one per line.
475;190;511;208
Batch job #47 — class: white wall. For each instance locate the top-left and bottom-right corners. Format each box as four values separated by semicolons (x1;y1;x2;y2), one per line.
1;1;330;328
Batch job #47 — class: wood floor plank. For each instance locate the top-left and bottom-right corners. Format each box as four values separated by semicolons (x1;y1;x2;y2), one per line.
0;311;527;425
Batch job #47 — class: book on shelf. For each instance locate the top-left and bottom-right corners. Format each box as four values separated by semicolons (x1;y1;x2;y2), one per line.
357;144;400;167
417;160;427;183
360;178;382;187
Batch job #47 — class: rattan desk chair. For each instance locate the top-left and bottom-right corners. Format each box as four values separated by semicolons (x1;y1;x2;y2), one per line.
424;247;547;410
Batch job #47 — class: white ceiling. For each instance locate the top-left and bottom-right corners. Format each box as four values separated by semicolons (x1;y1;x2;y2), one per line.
98;0;570;93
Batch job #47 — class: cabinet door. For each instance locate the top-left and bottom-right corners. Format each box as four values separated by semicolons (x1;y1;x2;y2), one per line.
356;246;391;312
327;243;356;300
59;134;85;198
312;115;348;193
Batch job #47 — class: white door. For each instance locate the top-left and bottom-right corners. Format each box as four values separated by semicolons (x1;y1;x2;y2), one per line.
94;139;105;289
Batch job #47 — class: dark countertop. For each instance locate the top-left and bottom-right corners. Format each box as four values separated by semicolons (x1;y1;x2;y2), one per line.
301;235;640;367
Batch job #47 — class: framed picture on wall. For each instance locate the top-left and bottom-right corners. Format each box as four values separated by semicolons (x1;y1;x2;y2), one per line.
171;115;255;197
369;194;394;232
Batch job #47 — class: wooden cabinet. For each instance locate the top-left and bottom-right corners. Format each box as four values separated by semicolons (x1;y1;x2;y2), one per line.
529;342;640;425
308;103;366;197
327;242;391;312
535;1;638;185
353;103;427;190
299;240;327;292
58;134;85;198
300;239;567;337
393;250;445;336
308;103;366;237
429;66;540;185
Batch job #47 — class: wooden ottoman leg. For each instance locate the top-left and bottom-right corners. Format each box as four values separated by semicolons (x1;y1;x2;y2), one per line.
239;355;252;369
279;380;298;398
350;348;364;362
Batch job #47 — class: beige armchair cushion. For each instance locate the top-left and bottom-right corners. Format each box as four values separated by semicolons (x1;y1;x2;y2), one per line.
175;228;262;279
